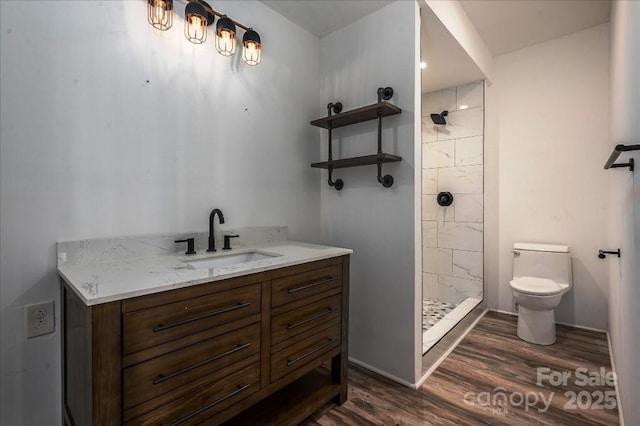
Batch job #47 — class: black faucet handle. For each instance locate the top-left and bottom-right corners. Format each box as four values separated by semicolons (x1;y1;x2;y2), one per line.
175;238;196;255
222;235;240;250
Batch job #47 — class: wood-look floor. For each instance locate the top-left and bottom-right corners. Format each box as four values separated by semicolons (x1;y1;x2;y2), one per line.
304;311;619;425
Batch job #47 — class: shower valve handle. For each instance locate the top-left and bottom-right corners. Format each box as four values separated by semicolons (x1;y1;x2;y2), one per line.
437;192;454;206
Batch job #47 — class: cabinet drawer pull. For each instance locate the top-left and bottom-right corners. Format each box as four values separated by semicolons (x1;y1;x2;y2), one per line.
152;343;251;385
287;277;335;294
152;302;251;332
286;338;336;367
169;383;251;426
287;308;334;330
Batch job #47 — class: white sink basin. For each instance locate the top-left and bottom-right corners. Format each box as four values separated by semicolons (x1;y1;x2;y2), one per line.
184;250;280;269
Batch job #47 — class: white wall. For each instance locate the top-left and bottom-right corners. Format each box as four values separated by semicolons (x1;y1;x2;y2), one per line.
0;1;321;423
319;1;420;384
608;1;640;423
423;0;493;83
486;24;612;330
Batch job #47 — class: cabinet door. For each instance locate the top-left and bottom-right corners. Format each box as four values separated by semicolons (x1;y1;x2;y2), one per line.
271;265;342;308
123;323;260;409
270;322;341;382
125;363;260;426
123;284;261;354
271;294;341;346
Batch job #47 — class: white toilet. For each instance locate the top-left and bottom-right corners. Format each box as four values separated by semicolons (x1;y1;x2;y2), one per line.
509;243;572;345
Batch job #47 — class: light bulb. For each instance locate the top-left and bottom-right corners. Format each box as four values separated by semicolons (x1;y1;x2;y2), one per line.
185;14;207;43
154;3;165;21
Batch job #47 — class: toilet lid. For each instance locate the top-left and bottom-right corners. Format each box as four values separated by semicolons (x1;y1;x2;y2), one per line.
509;277;563;295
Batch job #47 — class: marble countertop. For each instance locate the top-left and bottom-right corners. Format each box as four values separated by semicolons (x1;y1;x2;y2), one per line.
58;236;352;306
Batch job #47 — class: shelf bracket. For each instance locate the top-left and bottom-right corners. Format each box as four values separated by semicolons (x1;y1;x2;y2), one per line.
376;160;393;188
326;102;344;191
375;103;394;188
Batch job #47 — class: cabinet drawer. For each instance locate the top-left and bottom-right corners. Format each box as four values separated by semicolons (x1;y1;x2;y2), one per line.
271;322;341;382
271;294;341;347
123;284;261;354
125;362;260;426
124;323;260;410
271;265;342;308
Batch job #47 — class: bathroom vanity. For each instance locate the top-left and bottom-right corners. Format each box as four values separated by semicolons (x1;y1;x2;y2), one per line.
57;234;351;425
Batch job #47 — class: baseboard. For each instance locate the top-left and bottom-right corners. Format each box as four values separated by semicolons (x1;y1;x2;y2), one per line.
348;357;419;389
489;309;607;333
555;320;607;334
415;308;488;389
490;308;517;316
607;332;625;426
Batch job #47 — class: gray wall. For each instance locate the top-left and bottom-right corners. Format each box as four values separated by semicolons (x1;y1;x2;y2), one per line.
609;1;640;423
0;1;321;423
319;1;420;384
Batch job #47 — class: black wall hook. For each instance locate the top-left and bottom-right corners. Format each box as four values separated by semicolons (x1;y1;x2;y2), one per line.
598;249;621;259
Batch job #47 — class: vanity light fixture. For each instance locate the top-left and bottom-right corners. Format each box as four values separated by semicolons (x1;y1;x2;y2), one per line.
147;0;262;65
148;0;173;31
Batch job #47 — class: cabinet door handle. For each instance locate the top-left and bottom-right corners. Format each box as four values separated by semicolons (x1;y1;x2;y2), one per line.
153;343;251;385
287;308;334;330
152;302;251;332
286;338;336;367
169;383;251;426
287;276;335;294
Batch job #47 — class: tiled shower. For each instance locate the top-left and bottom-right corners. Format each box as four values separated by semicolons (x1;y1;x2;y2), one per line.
421;81;484;354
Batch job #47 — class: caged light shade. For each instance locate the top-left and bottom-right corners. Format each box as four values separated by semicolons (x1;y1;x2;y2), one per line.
242;28;262;66
147;0;173;31
184;1;213;44
215;15;236;56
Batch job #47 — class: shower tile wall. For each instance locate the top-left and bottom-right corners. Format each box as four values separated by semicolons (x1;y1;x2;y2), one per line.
422;81;484;306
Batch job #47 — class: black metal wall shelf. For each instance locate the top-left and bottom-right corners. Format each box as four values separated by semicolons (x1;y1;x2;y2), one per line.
311;153;402;169
311;87;402;190
604;144;640;171
310;102;401;129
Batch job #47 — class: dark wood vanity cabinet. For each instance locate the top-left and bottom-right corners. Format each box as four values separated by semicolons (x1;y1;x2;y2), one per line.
60;255;350;426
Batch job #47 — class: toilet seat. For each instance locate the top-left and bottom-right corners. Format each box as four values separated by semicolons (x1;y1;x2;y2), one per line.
509;277;563;296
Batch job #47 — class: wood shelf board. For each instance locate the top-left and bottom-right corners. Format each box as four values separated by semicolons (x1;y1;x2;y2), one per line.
310;102;401;129
224;369;340;425
311;153;402;169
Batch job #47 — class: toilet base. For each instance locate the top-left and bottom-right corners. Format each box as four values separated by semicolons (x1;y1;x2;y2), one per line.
517;306;556;345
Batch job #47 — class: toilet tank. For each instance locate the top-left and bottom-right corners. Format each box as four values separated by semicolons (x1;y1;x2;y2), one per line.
513;243;572;285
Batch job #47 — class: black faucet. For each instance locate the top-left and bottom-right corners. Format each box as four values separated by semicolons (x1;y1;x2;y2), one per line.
207;208;225;252
223;234;240;250
175;238;196;255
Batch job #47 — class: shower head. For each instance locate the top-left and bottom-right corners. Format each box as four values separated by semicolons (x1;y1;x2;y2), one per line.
430;110;448;125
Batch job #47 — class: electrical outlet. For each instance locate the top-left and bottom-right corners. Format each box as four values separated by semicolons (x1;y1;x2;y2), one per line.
26;301;55;339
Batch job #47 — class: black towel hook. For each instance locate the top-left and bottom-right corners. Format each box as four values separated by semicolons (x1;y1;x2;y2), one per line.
598;249;621;259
